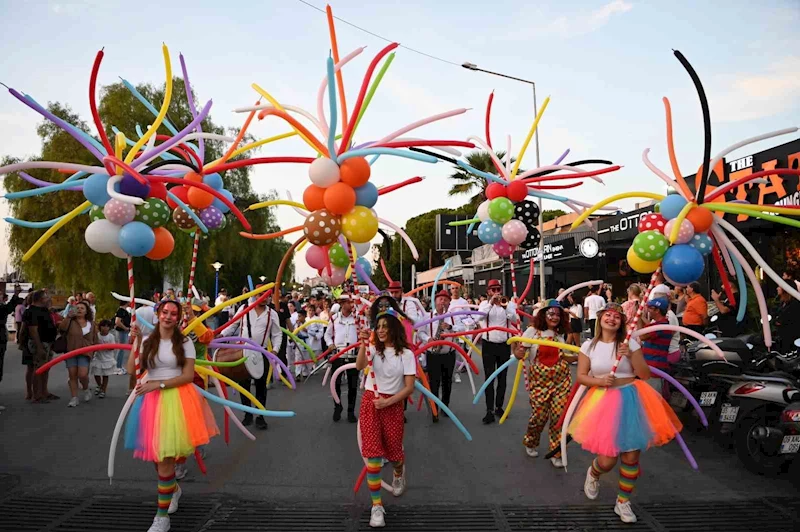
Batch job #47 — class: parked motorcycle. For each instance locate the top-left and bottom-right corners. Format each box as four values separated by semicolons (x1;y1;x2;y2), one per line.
718;339;800;475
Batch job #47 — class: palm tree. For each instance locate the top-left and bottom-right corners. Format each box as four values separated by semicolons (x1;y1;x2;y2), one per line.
448;150;513;210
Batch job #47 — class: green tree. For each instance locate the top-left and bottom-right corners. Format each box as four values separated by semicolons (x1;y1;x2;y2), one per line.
447;150;511;210
543;209;567;223
2;77;292;318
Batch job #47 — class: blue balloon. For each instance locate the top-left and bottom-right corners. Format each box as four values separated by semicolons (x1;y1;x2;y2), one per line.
477;221;502;245
119;173;150;199
203;173;224;190
689;232;713;256
83;173;112;206
356;257;373;277
118;221;155;257
662;244;705;285
659;194;688;220
354;182;379;208
211;188;234;214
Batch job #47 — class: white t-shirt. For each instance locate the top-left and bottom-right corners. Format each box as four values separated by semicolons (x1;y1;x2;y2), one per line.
81;321;92;335
580;338;641;379
365;346;416;395
585;295;606;320
146;338;197;381
570;304;583;320
667;310;680;353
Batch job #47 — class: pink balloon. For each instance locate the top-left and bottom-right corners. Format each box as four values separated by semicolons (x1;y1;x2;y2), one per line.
501;219;528;246
103;199;136;226
664;218;695;244
305;245;328;270
321;266;346;286
493;239;516;258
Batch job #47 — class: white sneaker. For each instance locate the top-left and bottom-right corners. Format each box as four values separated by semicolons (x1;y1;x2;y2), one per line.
550;457;564;468
168;485;181;514
369;505;386;528
525;447;539;457
68;397;79;407
147;515;171;532
614;500;637;523
83;389;92;402
584;467;599;500
174;464;187;480
392;472;406;496
454;373;462;383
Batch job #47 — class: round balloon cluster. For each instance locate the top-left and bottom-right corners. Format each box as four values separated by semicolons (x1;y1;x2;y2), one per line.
627;194;713;285
302;157;379;285
166;171;232;235
475;181;542;258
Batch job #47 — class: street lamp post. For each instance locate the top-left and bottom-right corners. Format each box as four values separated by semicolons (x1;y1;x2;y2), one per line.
462;62;546;300
211;262;223;299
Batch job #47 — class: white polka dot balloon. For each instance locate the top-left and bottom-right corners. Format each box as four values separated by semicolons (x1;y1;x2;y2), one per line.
103;199;136;226
663;218;695;244
632;230;669;261
689;232;713;256
638;213;667;234
501;219;528;246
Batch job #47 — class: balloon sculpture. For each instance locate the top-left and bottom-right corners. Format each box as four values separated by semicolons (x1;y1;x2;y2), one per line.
570;49;800;349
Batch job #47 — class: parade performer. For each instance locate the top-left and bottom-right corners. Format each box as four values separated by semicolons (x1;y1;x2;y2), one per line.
325;295;360;422
478;279;519;424
417;290;464;422
356;308;415;528
569;302;681;524
220;289;282;430
124;300;219;532
515;299;574;466
387;281;424;324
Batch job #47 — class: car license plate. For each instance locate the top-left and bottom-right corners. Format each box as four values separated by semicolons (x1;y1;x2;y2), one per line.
719;404;739;423
670;391;688;408
780;435;800;454
700;391;718;406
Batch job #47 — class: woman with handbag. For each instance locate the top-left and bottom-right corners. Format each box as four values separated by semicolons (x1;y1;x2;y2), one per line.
57;301;98;407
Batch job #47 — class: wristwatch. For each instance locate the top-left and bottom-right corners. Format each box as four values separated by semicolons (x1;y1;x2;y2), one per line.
159;382;166;390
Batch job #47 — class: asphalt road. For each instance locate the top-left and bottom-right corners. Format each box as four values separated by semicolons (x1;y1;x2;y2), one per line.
1;343;797;509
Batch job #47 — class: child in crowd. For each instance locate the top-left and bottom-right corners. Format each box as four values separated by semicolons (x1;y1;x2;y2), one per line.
91;320;117;398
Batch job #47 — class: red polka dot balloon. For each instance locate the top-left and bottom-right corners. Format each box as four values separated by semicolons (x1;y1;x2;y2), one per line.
638;213;667;234
303;208;341;246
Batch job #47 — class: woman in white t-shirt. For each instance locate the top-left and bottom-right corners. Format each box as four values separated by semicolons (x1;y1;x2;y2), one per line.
569;302;681;524
125;300;219;532
356;309;416;529
515;299;575;467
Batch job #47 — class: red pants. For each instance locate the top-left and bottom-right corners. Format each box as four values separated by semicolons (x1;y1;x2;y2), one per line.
359;390;405;462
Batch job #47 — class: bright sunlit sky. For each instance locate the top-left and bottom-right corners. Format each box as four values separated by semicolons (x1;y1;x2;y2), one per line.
1;0;798;283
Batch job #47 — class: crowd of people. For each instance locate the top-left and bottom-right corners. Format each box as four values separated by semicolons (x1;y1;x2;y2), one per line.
1;273;798;531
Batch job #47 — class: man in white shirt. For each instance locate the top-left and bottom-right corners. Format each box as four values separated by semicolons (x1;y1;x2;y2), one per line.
418;290;465;421
388;281;424;324
85;292;97;319
221;289;283;430
324;295;360;422
447;285;471;383
477;279;519;424
583;286;606;336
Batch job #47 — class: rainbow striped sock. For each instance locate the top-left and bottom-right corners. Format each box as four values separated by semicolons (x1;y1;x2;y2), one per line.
591;458;612;479
617;460;640;503
157;473;176;517
367;458;382;507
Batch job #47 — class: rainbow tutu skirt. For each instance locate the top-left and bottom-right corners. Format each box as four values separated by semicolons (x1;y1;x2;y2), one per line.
569;380;682;457
124;383;219;462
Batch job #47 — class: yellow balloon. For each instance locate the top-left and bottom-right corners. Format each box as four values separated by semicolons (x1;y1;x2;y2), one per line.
341;206;378;243
627;246;660;274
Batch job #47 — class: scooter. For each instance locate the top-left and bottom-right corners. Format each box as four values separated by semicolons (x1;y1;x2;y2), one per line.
717;338;800;475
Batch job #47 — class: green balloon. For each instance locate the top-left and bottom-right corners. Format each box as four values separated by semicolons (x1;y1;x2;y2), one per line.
89;205;105;222
488;197;515;224
328;243;350;268
632;230;669;261
135;198;171;228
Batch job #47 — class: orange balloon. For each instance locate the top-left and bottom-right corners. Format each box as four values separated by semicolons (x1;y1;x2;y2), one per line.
686;206;714;233
146;227;175;260
303;184;326;211
184;171;203;183
339;157;371;188
187;186;214;209
323;182;357;215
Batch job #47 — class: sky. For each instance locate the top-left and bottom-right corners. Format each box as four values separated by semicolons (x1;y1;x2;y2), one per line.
1;0;798;284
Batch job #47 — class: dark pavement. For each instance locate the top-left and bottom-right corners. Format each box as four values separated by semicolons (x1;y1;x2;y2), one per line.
1;343;798;531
